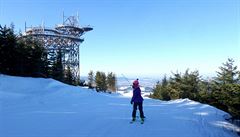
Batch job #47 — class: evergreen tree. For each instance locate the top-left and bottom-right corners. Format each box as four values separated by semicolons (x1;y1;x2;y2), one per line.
160;75;171;100
212;58;240;118
88;70;94;89
152;70;200;100
51;48;64;81
65;65;74;85
216;58;239;84
181;69;200;100
168;72;181;99
40;50;50;77
0;25;17;75
0;24;48;77
95;71;107;92
150;59;240;118
95;71;101;92
151;75;170;100
168;70;200;100
17;38;47;77
107;72;116;92
197;79;211;103
150;81;161;99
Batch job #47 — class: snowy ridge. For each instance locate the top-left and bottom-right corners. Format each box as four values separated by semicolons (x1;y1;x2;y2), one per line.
117;86;153;98
0;75;239;137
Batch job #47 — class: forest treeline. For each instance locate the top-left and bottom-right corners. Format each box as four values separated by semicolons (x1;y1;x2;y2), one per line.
0;24;117;90
150;58;240;119
0;24;81;85
88;70;117;92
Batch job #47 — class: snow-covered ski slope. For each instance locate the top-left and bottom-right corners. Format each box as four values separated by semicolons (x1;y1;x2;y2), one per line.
0;75;239;137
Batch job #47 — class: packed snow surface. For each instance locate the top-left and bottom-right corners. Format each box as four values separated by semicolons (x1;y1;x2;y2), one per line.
0;75;239;137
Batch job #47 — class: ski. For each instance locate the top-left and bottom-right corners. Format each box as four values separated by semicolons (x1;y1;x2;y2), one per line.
130;121;134;124
129;118;144;124
130;118;136;124
140;118;144;124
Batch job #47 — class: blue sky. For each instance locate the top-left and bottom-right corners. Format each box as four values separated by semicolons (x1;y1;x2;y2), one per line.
0;0;239;78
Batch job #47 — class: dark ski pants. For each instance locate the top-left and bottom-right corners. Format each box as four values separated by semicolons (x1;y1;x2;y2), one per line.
132;102;144;118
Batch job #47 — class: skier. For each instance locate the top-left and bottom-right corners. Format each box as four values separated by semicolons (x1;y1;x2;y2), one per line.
131;79;145;123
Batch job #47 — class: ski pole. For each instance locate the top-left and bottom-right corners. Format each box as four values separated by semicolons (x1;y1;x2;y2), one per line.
121;74;131;85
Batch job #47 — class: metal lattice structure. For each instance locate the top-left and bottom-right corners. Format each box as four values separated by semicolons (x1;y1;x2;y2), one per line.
22;14;92;79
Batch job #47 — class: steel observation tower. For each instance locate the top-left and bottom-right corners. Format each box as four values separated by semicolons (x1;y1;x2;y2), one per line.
22;13;93;79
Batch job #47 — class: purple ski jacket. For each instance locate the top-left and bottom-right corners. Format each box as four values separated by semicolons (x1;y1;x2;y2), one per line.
131;87;144;103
